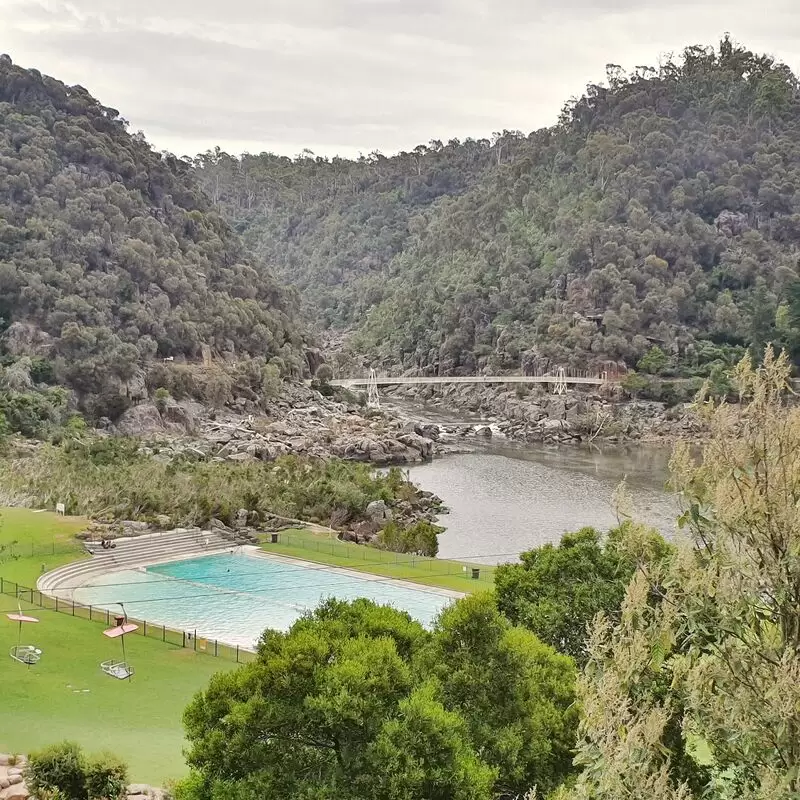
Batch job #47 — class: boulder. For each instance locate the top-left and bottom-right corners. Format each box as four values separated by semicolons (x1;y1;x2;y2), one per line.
420;424;440;441
115;403;164;436
162;400;197;434
0;784;28;800
397;433;433;459
366;500;390;522
2;321;52;357
226;451;255;462
539;417;568;431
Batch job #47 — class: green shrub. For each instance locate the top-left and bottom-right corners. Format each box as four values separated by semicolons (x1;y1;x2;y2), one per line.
376;520;441;557
153;387;171;414
84;753;128;800
25;741;87;800
25;743;129;800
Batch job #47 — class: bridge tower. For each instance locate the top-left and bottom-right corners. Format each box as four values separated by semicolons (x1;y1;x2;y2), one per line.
366;368;381;409
553;367;568;395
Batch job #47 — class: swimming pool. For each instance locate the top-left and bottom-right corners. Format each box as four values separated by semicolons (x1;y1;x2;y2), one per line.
72;552;456;648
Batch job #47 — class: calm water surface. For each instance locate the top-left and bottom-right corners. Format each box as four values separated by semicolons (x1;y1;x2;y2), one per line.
407;444;679;564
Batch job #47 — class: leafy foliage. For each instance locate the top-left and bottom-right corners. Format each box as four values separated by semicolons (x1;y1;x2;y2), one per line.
570;349;800;799
375;519;442;557
0;439;437;545
0;55;303;418
494;525;668;664
198;39;800;377
182;595;577;800
25;741;128;800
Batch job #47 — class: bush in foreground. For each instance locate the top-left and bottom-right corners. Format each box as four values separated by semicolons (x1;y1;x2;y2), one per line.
25;742;128;800
181;595;578;800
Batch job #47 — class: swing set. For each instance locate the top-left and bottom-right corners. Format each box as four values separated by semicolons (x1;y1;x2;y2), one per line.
7;604;41;666
6;601;138;680
101;604;137;680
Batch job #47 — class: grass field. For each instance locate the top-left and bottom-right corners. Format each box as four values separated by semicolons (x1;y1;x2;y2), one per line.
262;528;496;593
0;507;88;585
0;508;234;784
1;510;495;782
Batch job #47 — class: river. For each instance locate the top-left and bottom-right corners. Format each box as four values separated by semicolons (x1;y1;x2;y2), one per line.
392;401;680;564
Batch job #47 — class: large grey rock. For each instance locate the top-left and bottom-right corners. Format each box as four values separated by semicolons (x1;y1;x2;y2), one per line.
162;400;197;434
115;403;165;436
366;500;390;521
715;209;749;237
1;321;52;357
0;783;28;799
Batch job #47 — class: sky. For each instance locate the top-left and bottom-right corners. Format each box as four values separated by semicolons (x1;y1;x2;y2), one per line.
3;0;800;160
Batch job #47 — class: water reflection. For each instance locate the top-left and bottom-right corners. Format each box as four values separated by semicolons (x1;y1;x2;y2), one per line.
406;445;679;564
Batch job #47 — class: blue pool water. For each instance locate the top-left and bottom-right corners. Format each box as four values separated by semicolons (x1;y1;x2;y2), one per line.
72;552;455;648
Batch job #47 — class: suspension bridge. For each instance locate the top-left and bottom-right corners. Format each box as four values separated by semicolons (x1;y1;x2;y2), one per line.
329;367;621;409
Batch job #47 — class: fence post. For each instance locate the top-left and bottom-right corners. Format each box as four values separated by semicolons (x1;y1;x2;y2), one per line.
143;620;147;637
162;625;166;642
89;605;92;621
106;609;110;625
55;596;58;612
215;640;218;657
236;645;239;663
72;601;75;616
183;631;186;648
194;629;197;651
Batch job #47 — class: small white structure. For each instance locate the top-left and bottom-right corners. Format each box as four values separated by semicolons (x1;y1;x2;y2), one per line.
55;502;65;516
101;660;135;680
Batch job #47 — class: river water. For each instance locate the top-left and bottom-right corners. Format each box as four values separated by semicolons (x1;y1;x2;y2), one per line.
391;400;680;564
407;445;679;563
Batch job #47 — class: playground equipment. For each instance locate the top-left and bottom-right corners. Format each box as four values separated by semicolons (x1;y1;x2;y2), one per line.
102;604;137;680
7;604;42;666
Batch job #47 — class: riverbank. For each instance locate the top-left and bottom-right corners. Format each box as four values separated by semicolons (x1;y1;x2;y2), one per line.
111;381;460;466
383;382;707;447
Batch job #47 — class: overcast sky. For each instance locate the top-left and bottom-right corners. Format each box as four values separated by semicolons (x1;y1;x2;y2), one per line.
4;0;800;159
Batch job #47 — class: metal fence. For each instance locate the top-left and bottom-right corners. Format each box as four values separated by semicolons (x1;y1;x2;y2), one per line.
271;529;496;584
1;541;82;559
0;577;256;665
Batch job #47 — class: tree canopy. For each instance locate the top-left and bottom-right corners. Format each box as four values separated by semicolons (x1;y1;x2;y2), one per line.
494;524;666;664
0;55;304;417
182;595;577;800
569;349;800;799
196;38;800;379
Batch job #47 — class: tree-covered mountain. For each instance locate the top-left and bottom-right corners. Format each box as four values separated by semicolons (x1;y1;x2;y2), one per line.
0;55;305;419
197;38;800;378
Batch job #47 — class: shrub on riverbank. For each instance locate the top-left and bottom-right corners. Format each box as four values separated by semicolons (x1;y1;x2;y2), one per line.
0;438;437;534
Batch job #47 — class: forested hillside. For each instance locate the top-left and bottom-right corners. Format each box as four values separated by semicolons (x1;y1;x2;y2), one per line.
0;55;304;420
197;38;800;377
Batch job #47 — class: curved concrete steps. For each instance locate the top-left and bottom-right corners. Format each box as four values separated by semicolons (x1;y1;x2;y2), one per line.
37;528;235;599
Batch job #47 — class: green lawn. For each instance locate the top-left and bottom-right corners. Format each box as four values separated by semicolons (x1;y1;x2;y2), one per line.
0;508;233;784
0;511;493;783
262;528;496;594
0;507;88;585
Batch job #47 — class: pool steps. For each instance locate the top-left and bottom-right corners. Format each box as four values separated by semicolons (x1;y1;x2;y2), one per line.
37;529;233;600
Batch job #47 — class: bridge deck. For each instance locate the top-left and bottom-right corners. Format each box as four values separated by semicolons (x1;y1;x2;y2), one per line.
331;375;608;387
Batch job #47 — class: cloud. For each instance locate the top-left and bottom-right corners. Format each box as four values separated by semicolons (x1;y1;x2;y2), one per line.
3;0;800;158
